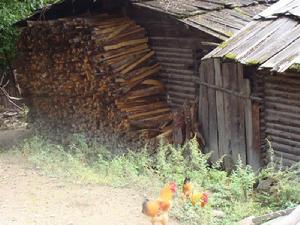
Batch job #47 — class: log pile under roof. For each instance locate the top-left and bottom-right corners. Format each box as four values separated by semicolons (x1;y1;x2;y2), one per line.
15;14;174;143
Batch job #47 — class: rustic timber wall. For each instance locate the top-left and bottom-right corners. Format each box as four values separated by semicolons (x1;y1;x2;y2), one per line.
251;72;268;166
203;61;300;168
198;59;261;170
128;6;219;108
258;72;300;166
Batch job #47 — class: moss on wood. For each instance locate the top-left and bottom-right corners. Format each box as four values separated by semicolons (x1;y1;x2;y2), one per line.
219;41;229;49
245;59;260;65
224;52;237;60
234;7;247;16
288;63;300;72
224;31;234;37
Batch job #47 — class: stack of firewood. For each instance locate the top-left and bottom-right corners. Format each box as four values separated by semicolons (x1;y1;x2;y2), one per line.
15;14;173;142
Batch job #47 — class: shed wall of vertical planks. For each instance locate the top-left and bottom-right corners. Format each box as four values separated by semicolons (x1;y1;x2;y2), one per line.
198;59;259;169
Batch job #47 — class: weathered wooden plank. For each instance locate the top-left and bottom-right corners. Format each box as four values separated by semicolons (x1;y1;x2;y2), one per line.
257;0;294;18
214;58;225;163
265;84;300;95
222;62;234;170
207;59;219;162
265;111;300;127
155;51;193;59
159;73;194;82
154;38;196;110
263;73;300;165
199;60;209;154
160;79;195;87
104;38;148;51
235;18;289;60
222;8;252;21
265;101;300;114
229;64;240;164
184;16;232;39
241;20;300;64
167;90;195;100
265;96;300;108
252;103;261;154
271;135;300;155
208;20;271;58
252;206;298;225
167;97;187;105
274;150;300;162
160;68;194;75
166;85;195;93
236;64;247;164
151;46;193;54
155;56;194;64
202;12;245;29
121;51;155;75
266;112;300;128
262;33;300;72
245;78;261;169
150;36;216;49
266;127;300;144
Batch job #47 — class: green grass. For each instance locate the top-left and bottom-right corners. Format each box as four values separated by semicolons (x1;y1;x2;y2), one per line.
7;135;300;225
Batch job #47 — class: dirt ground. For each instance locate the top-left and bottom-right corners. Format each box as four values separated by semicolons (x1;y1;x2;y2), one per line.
0;138;180;225
0;128;31;150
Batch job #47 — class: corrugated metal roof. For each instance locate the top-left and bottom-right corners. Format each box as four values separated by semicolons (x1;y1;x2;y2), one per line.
133;0;276;40
205;0;300;72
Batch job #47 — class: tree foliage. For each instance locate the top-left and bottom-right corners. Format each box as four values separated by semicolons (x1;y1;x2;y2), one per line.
0;0;58;66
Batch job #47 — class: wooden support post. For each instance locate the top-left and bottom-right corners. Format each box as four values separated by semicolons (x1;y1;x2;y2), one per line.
245;78;261;170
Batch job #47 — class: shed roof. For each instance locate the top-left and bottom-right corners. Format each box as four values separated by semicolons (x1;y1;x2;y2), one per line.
133;0;276;40
18;0;276;41
205;0;300;72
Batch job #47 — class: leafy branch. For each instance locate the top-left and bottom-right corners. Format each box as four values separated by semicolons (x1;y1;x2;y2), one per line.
0;0;59;66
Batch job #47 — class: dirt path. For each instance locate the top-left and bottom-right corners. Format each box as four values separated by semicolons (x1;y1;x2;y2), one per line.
0;152;180;225
0;128;31;150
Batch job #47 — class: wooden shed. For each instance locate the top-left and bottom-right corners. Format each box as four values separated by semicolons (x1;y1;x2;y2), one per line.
129;0;277;108
18;0;276;108
202;0;300;168
14;0;277;151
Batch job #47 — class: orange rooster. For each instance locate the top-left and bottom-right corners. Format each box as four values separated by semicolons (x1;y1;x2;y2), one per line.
182;177;209;207
142;182;177;225
190;192;209;207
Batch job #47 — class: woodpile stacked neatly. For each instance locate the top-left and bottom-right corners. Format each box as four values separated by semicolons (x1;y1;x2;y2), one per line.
15;14;173;143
